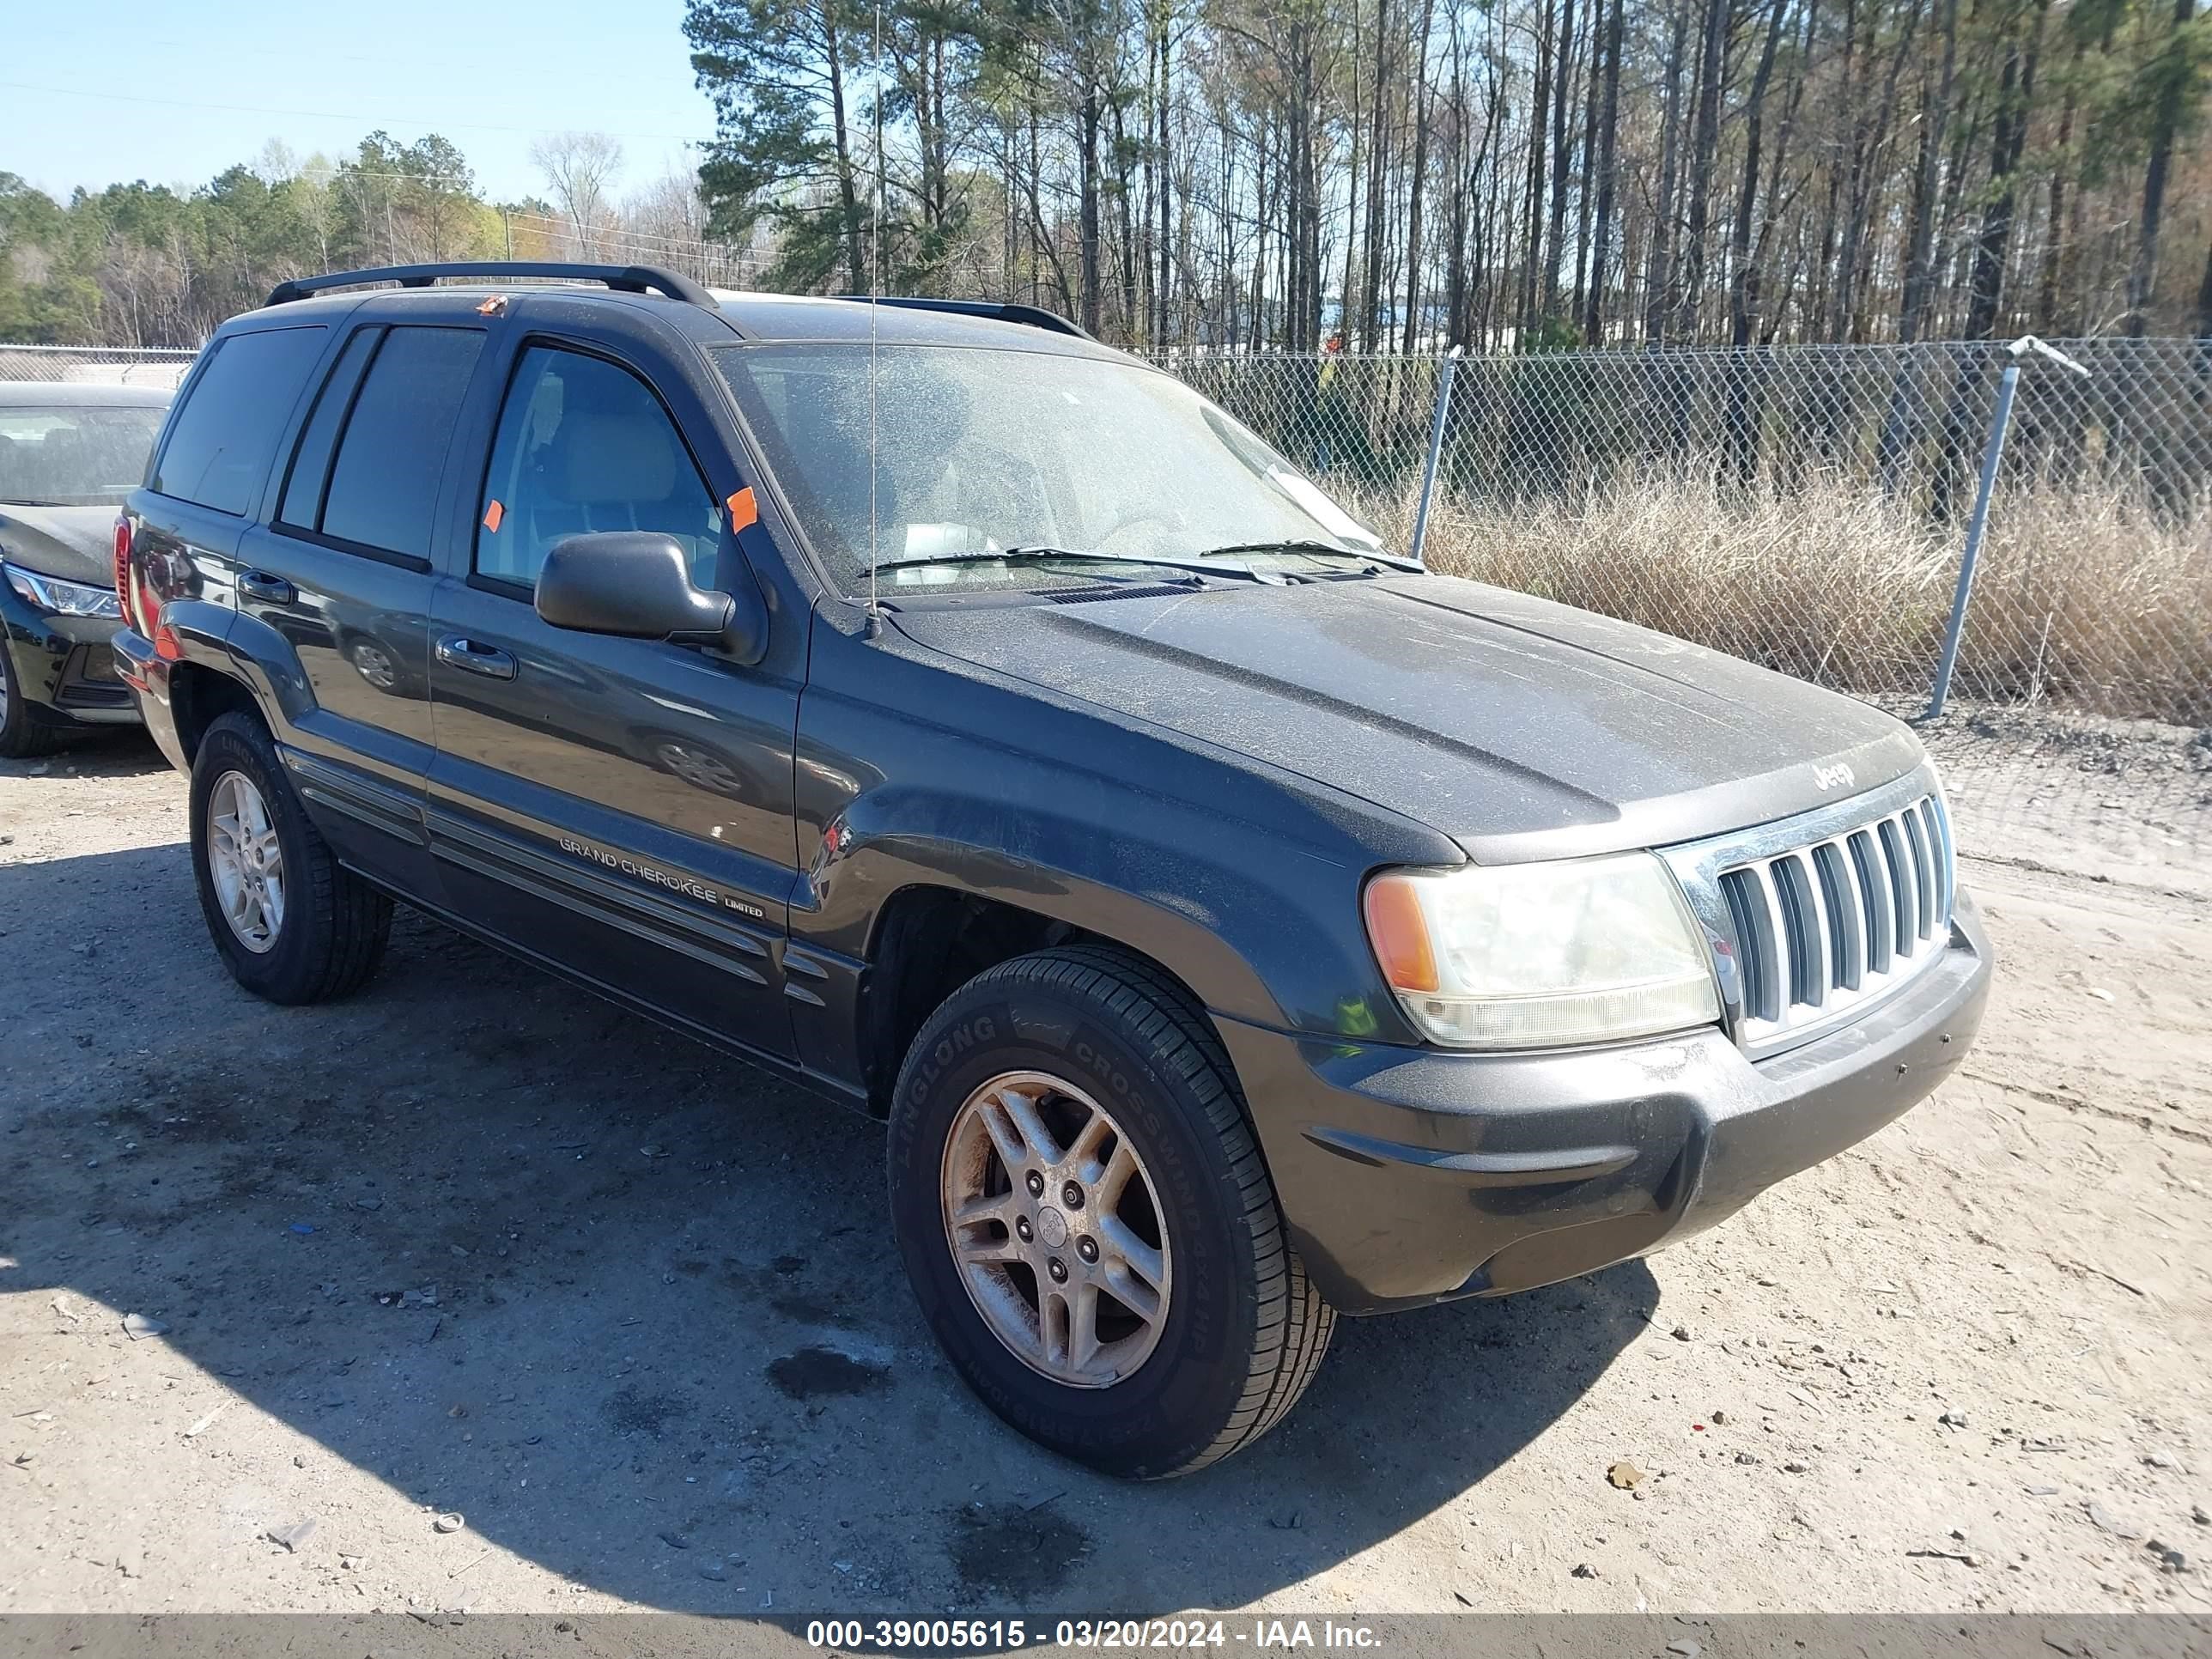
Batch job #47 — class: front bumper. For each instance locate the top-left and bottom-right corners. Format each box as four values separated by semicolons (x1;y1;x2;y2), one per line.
1217;891;1994;1313
1;592;138;729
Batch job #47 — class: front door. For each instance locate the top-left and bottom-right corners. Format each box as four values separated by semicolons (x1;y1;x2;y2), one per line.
425;338;802;1059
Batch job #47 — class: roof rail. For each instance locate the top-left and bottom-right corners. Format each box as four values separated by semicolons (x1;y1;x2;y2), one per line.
264;262;718;309
833;295;1092;340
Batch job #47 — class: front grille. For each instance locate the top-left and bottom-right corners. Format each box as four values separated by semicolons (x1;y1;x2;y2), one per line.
1709;791;1954;1051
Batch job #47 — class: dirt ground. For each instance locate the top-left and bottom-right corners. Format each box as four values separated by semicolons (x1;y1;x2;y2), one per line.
3;731;2208;1619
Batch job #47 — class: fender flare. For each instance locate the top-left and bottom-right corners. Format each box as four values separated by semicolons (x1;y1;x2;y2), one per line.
806;788;1422;1044
161;599;318;735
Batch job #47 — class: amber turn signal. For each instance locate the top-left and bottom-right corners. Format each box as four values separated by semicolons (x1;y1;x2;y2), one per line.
1362;872;1441;994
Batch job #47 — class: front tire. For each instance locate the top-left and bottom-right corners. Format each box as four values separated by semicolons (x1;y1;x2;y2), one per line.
888;946;1334;1478
0;647;66;759
189;711;392;1003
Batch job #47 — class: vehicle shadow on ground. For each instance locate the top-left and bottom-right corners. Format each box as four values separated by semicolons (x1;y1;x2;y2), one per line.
5;843;1656;1615
1;727;170;781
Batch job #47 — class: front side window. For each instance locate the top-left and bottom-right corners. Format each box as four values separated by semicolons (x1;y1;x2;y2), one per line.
712;343;1382;594
150;326;327;515
475;347;722;591
0;402;168;507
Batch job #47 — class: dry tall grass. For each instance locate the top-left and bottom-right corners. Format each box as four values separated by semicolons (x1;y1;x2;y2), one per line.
1348;472;2212;725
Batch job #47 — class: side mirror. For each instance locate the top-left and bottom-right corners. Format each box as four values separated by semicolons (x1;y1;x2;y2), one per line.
535;532;768;665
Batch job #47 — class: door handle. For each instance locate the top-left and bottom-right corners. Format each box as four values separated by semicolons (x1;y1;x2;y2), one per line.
237;569;295;605
435;635;518;680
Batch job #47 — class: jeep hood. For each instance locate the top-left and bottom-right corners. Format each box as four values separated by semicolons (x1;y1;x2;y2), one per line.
891;574;1927;863
0;504;117;588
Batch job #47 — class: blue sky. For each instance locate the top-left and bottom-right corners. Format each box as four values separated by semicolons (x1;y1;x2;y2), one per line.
4;0;718;205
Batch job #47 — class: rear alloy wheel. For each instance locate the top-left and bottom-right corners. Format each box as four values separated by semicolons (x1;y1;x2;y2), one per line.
889;946;1334;1478
189;711;392;1003
205;769;287;951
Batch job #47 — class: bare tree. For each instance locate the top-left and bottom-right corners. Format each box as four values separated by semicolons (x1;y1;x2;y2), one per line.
529;131;626;257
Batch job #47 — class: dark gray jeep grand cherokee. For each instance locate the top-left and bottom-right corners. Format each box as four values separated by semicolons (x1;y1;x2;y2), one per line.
116;263;1991;1478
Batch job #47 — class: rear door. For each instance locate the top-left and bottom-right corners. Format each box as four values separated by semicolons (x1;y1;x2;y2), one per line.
235;313;489;890
424;325;804;1059
134;320;331;690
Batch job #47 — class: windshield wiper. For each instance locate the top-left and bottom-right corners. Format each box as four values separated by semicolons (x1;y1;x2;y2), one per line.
872;545;1272;582
1195;538;1421;571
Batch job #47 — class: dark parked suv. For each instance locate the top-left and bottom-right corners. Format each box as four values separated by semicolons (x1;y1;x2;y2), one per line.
116;263;1992;1477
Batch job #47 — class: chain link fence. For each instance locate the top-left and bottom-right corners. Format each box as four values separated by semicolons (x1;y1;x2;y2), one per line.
0;343;199;389
1152;337;2212;869
1152;339;2212;723
8;334;2203;866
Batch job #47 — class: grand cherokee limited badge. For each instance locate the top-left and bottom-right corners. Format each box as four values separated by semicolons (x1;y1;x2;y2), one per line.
556;835;766;919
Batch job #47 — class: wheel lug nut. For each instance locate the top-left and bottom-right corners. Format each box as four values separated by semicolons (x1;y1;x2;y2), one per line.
1061;1182;1084;1209
1076;1236;1098;1264
1047;1258;1068;1283
1014;1216;1033;1243
1024;1170;1046;1197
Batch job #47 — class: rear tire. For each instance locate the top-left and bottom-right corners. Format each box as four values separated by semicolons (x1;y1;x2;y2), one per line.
189;711;392;1003
887;945;1334;1478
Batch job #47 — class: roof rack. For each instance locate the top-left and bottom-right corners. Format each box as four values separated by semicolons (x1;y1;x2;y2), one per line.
264;262;718;309
832;295;1092;340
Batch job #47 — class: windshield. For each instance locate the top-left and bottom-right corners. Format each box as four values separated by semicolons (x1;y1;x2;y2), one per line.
0;403;167;507
712;343;1383;592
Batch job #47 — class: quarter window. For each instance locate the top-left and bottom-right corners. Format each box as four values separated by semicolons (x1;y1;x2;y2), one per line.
150;326;327;516
475;346;720;590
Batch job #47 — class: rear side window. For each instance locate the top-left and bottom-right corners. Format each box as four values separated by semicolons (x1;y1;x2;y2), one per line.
313;325;485;561
150;326;326;515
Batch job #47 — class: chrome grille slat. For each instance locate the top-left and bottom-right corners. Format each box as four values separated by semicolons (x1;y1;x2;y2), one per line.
1752;861;1792;1021
1812;841;1863;992
1903;809;1936;940
1719;868;1776;1022
1777;853;1832;1008
1688;787;1957;1058
1920;797;1953;922
1848;828;1893;975
1879;817;1917;958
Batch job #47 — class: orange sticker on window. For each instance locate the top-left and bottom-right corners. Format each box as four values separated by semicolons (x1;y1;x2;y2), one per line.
482;499;505;532
726;487;758;532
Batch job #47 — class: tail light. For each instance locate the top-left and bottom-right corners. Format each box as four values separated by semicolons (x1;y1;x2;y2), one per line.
112;516;133;626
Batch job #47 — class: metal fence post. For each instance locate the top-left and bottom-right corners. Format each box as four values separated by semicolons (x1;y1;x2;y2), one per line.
1925;361;2020;720
1410;346;1463;565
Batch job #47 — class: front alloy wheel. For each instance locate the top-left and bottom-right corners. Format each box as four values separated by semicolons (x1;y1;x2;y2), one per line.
888;945;1334;1478
941;1070;1172;1388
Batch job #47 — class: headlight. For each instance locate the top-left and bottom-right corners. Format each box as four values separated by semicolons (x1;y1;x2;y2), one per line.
4;561;123;619
1363;853;1722;1049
